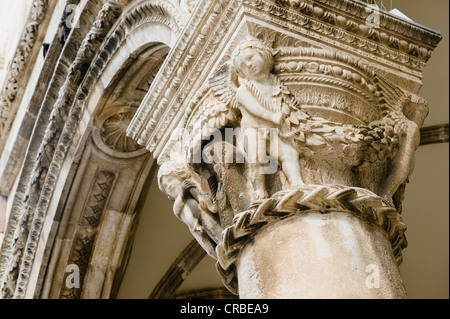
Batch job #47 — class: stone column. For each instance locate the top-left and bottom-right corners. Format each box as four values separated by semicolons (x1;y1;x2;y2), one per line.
127;0;442;299
230;192;407;299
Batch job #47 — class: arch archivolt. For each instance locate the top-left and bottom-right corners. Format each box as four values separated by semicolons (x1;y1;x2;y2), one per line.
0;0;184;299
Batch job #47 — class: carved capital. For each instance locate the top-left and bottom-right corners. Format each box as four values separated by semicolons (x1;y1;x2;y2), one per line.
134;0;441;297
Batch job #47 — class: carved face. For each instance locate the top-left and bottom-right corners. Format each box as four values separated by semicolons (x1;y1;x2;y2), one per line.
234;47;271;79
160;175;183;200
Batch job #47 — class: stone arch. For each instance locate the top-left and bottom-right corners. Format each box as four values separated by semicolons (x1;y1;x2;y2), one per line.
39;2;182;298
0;0;183;299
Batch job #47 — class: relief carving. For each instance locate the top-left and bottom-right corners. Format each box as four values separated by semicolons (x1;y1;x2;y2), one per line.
100;111;143;153
206;38;306;202
156;34;428;294
0;0;438;299
60;170;115;299
158;155;222;259
184;37;422;203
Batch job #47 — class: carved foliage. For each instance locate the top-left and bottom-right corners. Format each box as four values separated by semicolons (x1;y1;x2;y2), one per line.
158;36;422;291
183;39;412;196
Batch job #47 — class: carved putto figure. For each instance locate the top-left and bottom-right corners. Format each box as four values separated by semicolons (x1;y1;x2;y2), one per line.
374;79;426;206
208;38;312;201
158;158;222;258
185;36;426;210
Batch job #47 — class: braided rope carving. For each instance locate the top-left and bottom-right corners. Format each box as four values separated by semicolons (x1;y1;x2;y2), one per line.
215;184;407;295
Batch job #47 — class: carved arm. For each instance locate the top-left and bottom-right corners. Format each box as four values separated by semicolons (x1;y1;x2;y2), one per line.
236;86;282;125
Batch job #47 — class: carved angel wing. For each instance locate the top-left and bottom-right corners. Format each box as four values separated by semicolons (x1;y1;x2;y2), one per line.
375;74;411;113
375;74;428;126
208;62;239;109
184;62;240;160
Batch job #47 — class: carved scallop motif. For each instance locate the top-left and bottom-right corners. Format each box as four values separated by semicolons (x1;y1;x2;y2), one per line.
100;112;142;152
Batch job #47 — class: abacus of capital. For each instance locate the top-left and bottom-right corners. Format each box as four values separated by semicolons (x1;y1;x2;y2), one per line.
128;0;442;299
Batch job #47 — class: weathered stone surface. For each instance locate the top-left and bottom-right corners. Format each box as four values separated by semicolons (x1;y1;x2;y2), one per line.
0;0;444;299
238;212;406;299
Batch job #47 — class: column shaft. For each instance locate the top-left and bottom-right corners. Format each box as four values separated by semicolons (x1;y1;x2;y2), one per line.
237;212;407;299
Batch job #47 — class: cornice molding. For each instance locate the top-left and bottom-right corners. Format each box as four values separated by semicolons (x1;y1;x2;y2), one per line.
305;0;441;48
